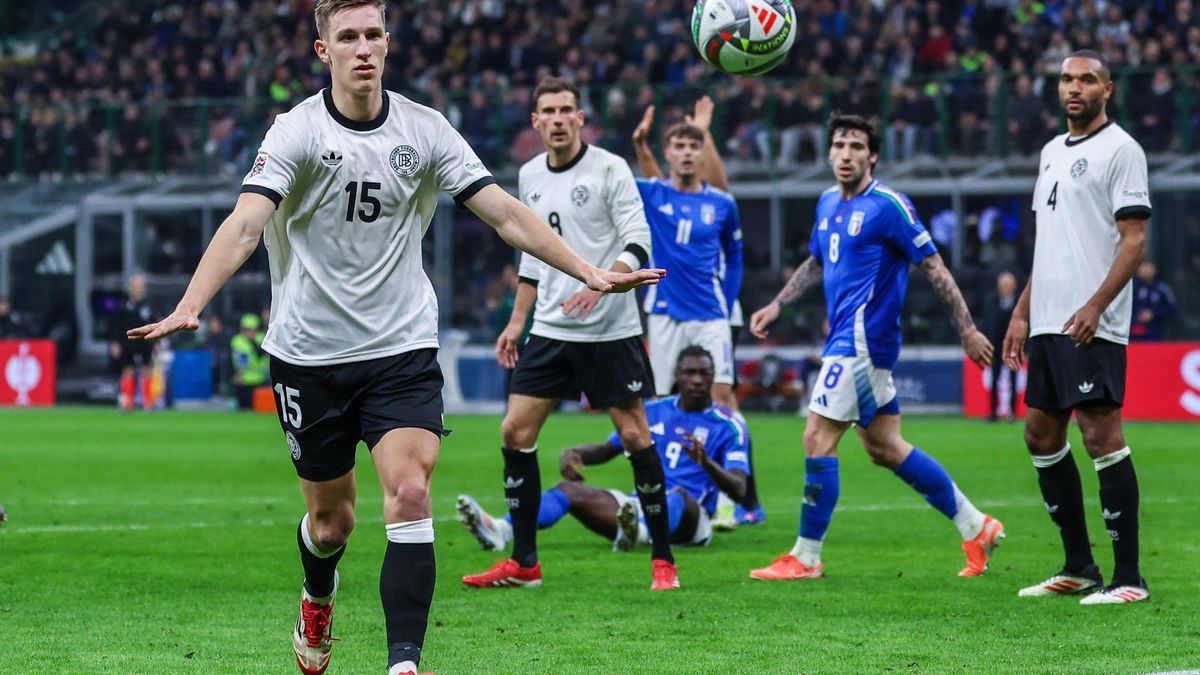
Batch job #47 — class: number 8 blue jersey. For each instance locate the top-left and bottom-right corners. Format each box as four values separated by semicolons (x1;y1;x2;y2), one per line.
809;180;938;369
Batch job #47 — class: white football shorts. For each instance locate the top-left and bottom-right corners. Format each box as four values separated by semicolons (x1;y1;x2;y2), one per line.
647;314;734;395
807;355;899;428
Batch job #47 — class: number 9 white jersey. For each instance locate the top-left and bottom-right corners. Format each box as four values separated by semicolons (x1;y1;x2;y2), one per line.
241;89;494;366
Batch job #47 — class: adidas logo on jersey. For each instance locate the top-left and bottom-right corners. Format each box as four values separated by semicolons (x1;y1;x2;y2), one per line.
504;477;525;489
649;422;665;436
529;192;541;203
1078;381;1095;394
321;150;342;168
658;203;674;216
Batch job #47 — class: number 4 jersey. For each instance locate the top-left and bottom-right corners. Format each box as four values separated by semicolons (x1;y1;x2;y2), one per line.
1031;121;1151;344
241;88;494;365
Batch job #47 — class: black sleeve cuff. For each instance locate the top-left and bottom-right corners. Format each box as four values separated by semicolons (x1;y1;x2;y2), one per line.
1115;205;1151;221
453;176;497;208
518;276;539;287
623;243;650;268
240;184;283;207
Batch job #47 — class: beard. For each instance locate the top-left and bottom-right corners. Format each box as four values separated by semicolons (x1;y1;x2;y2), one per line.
1065;97;1105;123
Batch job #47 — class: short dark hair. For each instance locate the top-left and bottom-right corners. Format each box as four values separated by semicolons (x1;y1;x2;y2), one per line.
663;123;704;144
827;113;880;158
675;345;714;370
1065;49;1111;82
532;77;581;111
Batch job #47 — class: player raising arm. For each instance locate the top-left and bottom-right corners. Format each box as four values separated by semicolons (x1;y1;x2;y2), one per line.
746;114;1001;583
128;4;659;674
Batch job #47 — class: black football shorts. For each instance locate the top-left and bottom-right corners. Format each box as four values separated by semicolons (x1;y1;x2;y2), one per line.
269;348;448;482
1025;335;1126;411
509;335;653;408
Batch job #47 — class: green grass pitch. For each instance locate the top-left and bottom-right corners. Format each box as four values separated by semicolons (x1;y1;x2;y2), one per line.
1;407;1197;673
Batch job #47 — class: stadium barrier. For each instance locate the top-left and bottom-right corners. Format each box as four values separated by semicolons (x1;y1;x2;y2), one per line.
963;342;1200;421
0;339;56;407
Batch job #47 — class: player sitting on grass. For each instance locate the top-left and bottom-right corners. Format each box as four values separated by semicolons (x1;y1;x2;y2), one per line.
457;346;749;557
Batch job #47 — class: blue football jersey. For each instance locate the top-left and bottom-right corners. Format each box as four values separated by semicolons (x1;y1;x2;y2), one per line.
637;178;743;321
808;180;938;369
609;396;750;515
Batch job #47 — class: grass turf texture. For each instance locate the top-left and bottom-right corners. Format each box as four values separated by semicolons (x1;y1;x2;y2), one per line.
1;407;1197;673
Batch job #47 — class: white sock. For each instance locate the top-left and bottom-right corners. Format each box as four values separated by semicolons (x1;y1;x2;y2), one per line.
1031;442;1071;468
494;516;513;545
950;484;986;540
790;536;823;567
385;518;435;544
1093;446;1131;471
388;660;418;675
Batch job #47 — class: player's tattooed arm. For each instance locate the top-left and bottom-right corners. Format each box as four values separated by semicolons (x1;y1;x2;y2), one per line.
774;256;823;306
921;253;994;368
559;442;622;481
749;256;822;339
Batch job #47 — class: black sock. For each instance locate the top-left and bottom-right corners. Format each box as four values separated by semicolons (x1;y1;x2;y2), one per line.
503;447;541;568
297;516;344;598
629;445;674;564
742;440;761;509
1033;449;1095;574
1097;452;1141;586
380;539;435;670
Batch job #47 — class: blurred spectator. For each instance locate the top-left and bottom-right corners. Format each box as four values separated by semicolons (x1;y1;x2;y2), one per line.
1130;261;1177;341
231;313;268;410
982;271;1019;421
202;314;233;397
0;296;29;338
887;83;937;160
1135;68;1176;152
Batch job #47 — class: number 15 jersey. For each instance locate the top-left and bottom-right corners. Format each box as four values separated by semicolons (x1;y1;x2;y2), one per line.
241;89;494;366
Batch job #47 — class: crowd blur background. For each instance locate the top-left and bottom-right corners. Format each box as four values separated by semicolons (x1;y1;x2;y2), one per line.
0;0;1195;405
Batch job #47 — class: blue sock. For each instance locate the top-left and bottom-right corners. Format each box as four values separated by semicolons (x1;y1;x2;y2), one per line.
894;448;959;518
666;491;686;537
799;457;840;540
504;487;571;530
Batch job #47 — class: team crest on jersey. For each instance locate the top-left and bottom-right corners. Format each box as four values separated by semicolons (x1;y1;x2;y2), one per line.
1070;158;1088;178
249;153;268;177
701;203;716;225
571;185;590;206
848;210;865;236
390;144;420;177
321;150;342;168
285;431;301;460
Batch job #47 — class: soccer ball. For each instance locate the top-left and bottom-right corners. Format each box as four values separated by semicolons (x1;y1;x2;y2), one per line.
691;0;796;76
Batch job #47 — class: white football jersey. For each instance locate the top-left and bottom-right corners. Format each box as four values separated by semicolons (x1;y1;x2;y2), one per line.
516;144;650;342
1030;122;1151;344
241;89;493;366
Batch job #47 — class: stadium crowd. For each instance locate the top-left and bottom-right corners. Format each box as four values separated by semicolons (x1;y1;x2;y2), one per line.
3;0;1200;177
0;1;1195;350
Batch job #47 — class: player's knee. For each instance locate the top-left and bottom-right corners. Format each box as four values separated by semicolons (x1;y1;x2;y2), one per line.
1079;425;1124;456
500;416;536;450
1023;424;1060;454
385;481;430;516
310;509;355;550
553;480;583;501
802;426;834;457
617;426;649;451
864;441;902;468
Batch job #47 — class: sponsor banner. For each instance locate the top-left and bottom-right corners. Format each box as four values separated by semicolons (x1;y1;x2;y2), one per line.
0;339;57;407
964;342;1200;421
